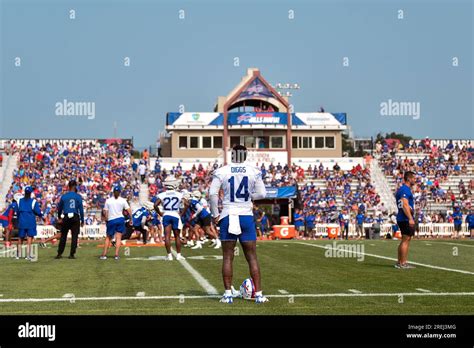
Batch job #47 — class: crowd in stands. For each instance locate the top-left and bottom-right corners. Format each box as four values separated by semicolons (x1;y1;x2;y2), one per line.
299;162;380;221
4;140;137;225
2;137;472;237
377;138;473;214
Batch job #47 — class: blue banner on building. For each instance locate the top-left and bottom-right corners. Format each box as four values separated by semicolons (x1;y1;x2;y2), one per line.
265;186;297;199
238;78;274;99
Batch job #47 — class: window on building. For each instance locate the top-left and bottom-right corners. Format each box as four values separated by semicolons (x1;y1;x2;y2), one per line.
270;136;284;149
315;137;324;148
202;136;212;148
190;136;199;148
244;136;256;149
258;136;269;149
179;136;187;149
213;136;222;149
301;136;313;149
230;136;241;147
325;136;335;148
292;136;298;149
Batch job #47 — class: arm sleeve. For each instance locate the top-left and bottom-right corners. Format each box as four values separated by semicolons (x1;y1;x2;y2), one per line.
34;201;43;217
251;171;266;201
78;196;84;223
57;197;63;217
209;174;222;217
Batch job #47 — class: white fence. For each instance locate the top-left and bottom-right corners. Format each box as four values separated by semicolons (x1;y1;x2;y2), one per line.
35;225;106;240
28;223;472;240
312;223;471;238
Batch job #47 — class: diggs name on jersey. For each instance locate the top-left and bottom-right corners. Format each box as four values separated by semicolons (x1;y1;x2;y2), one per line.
231;167;246;173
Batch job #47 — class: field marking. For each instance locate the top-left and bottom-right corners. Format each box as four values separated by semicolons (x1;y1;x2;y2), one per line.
171;249;218;295
0;292;473;303
416;288;431;293
296;242;474;276
348;289;362;294
278;289;289;294
436;242;474;248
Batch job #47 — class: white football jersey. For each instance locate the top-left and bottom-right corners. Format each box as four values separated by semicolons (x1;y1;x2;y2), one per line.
209;163;266;219
200;197;210;213
157;190;183;218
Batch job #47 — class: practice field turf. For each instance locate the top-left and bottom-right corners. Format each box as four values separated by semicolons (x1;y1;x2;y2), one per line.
0;239;473;315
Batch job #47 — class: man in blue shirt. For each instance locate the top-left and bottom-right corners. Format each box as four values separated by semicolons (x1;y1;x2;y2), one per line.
305;210;316;239
355;211;365;239
466;210;474;239
452;206;463;239
56;180;84;259
293;208;305;238
395;171;416;269
15;186;44;260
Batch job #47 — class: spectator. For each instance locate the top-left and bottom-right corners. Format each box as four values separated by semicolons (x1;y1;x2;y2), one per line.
138;161;147;183
355;210;364;239
293;208;305;238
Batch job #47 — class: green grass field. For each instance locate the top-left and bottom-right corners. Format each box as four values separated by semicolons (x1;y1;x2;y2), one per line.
1;239;473;315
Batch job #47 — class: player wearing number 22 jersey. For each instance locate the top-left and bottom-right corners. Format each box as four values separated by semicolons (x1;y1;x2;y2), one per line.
154;178;185;261
209;145;268;304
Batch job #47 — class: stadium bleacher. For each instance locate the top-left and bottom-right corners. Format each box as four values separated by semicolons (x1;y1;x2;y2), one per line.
377;138;473;222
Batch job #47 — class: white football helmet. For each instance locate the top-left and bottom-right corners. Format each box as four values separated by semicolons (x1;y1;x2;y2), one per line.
143;201;155;211
164;177;179;190
192;190;201;199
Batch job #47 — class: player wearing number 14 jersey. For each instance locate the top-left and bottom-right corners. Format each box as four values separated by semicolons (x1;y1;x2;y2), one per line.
154;178;185;261
209;145;268;304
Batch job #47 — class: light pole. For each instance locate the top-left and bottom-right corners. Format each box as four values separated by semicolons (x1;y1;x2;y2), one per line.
270;82;300;165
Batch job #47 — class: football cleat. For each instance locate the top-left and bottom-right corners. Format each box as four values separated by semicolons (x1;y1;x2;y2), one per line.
176;254;186;261
114;256;120;260
191;242;202;250
166;254;173;261
99;255;107;260
231;286;241;298
219;295;233;304
401;263;416;269
255;295;269;303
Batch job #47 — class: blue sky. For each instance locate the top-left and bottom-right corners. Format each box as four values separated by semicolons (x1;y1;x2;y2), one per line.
1;0;472;148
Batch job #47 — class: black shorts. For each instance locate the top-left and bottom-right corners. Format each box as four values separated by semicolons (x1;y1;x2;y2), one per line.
123;225;146;239
397;221;415;237
454;224;462;232
196;215;211;227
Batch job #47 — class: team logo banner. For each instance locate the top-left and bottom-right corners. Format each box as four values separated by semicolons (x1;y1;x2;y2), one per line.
238;78;274;99
228;112;287;125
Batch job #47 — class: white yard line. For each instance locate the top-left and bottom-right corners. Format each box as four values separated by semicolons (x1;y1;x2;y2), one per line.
348;289;362;294
436;242;474;248
416;288;431;293
0;292;473;303
296;242;474;276
171;249;218;295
